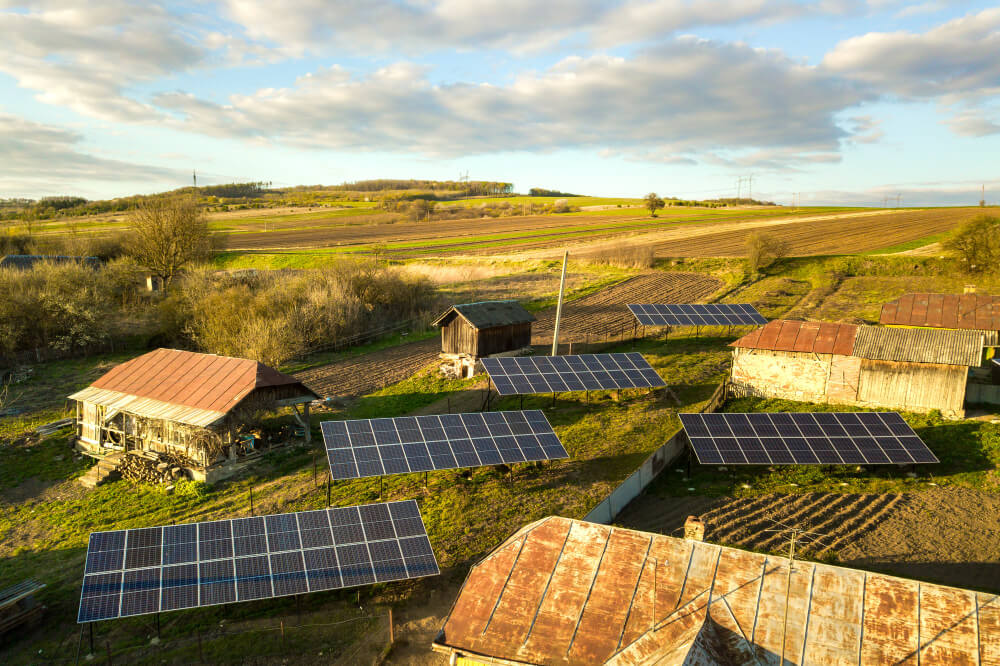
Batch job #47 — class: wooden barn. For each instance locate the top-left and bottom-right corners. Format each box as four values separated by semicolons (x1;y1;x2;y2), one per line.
729;320;985;418
70;348;319;482
432;300;535;377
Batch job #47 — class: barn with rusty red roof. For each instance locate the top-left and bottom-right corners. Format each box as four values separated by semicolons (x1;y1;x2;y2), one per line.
70;348;318;482
729;319;985;418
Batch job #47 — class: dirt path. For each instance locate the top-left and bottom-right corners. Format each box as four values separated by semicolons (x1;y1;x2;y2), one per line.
616;486;1000;592
294;272;721;397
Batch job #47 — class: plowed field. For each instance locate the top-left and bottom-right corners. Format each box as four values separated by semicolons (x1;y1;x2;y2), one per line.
294;272;720;397
617;486;1000;592
219;207;977;258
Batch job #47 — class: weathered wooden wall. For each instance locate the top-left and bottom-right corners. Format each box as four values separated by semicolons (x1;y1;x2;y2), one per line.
440;319;531;356
857;360;967;417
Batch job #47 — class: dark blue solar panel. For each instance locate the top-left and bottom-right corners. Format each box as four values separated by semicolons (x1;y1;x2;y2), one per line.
320;410;568;480
680;412;937;465
628;303;767;327
78;501;438;623
481;353;666;396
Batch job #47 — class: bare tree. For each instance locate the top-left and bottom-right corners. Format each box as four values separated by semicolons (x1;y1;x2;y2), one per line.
125;197;211;291
943;214;1000;272
644;192;665;217
745;231;790;275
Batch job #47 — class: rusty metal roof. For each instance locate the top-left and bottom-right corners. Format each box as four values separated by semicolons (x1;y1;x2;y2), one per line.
434;517;1000;665
432;300;536;330
733;320;984;366
71;348;317;418
730;320;858;356
854;326;984;366
881;293;1000;331
67;387;228;427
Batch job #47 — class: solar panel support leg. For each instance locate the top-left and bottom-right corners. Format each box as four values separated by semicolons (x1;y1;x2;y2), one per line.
155;612;160;640
326;477;331;507
551;393;556;409
89;622;94;656
249;487;254;517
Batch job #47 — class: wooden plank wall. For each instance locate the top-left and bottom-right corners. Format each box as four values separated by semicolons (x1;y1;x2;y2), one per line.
857;360;967;415
441;320;531;356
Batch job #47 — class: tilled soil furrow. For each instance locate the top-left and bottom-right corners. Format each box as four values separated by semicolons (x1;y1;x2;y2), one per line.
815;494;905;555
749;493;862;552
698;493;789;531
708;493;828;546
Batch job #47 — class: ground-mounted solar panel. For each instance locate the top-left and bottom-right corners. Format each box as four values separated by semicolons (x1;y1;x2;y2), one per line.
77;500;438;623
481;353;666;396
679;412;938;466
321;410;569;481
628;303;767;327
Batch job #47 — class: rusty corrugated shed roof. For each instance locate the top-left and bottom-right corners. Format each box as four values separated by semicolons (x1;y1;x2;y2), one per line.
733;321;984;366
432;300;536;330
71;348;317;418
730;320;858;356
881;293;1000;332
67;387;227;427
854;326;984;367
434;517;1000;665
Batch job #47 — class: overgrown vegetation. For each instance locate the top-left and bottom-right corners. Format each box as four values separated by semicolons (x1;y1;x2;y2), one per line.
943;214;1000;272
744;230;789;275
124;196;212;290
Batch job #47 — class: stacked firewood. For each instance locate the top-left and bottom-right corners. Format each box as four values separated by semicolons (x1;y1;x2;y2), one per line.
119;452;187;484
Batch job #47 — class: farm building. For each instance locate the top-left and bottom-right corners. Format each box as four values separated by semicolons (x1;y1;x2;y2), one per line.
729;320;985;418
433;516;1000;665
0;255;100;270
70;348;319;482
432;300;535;378
880;291;1000;345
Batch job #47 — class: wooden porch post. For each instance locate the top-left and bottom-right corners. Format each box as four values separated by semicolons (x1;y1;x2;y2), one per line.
303;403;311;443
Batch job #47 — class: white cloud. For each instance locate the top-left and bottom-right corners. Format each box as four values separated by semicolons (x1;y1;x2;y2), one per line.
154;38;870;169
0;112;186;196
823;7;1000;99
944;108;1000;137
221;0;856;54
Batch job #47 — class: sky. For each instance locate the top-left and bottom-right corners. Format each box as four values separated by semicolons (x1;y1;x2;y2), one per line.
2;1;999;206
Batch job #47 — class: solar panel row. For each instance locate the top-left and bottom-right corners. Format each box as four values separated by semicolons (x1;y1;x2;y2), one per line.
481;353;665;396
321;411;569;481
628;303;767;327
78;501;438;623
679;412;938;465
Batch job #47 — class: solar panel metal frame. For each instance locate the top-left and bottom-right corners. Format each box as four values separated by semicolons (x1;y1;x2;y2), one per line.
679;412;938;466
77;500;439;623
628;303;767;327
481;353;666;396
321;410;569;481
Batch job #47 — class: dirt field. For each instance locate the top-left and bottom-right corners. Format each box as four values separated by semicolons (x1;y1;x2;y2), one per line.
294;272;721;397
616;486;1000;593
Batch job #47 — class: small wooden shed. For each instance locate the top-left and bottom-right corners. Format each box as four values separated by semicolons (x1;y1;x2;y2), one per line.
432;300;535;377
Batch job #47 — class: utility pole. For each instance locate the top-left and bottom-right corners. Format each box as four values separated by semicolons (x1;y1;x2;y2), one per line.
982;184;986;207
747;175;754;202
193;170;197;188
736;178;742;201
551;251;569;356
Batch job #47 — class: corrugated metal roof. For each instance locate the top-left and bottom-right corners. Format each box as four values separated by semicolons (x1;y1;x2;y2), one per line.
733;320;984;366
730;320;858;356
75;348;317;418
67;386;227;427
854;326;984;366
881;293;1000;331
432;300;536;330
434;517;1000;665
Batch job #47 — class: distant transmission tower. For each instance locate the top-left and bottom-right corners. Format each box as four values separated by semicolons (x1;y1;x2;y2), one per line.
193;170;197;188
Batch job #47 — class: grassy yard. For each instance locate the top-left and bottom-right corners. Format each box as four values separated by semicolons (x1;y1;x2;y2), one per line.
0;330;731;663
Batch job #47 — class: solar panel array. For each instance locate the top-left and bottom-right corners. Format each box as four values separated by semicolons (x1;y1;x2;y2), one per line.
481;353;666;396
628;303;767;327
321;411;569;481
78;501;438;623
679;412;938;465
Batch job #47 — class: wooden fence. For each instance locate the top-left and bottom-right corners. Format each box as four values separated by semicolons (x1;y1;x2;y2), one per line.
584;381;728;525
